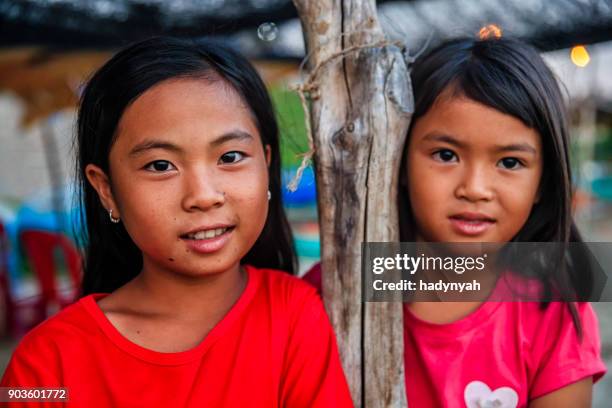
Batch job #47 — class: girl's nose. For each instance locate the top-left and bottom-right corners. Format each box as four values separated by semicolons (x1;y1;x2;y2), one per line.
454;165;494;202
181;170;225;211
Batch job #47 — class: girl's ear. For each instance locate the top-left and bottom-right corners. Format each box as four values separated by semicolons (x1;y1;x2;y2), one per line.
264;145;271;168
85;164;120;218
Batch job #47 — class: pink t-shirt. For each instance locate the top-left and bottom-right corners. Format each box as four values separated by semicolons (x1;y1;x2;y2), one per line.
404;301;605;407
303;264;606;407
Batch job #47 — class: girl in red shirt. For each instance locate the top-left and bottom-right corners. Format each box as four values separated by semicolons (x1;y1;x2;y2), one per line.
2;37;352;407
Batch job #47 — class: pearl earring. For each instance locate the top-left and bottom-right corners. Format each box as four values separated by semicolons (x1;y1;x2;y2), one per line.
109;209;120;223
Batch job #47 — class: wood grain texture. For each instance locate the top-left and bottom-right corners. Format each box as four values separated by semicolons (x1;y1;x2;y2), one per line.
292;1;413;406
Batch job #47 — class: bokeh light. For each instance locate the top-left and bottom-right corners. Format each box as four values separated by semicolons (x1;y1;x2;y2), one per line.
478;24;503;40
570;45;590;67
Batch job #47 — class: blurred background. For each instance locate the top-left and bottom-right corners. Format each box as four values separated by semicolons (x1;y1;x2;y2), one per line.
0;0;611;404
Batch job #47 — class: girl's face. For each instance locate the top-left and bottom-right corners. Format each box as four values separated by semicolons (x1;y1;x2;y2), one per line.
406;92;543;243
86;78;270;278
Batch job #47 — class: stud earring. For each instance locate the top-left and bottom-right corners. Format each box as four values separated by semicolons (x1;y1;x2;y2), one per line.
267;190;271;201
109;209;120;224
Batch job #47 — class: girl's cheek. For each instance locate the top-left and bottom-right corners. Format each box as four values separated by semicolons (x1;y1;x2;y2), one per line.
246;184;269;213
228;167;265;192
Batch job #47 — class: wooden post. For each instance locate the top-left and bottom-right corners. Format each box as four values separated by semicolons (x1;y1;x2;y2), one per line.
292;1;413;406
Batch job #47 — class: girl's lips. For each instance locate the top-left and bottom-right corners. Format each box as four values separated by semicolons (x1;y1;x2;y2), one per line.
449;216;495;236
181;227;234;254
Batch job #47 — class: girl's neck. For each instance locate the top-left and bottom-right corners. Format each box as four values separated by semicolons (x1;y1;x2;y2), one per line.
109;261;247;322
95;262;247;353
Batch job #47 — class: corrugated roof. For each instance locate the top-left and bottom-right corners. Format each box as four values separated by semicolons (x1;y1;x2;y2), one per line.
1;0;612;56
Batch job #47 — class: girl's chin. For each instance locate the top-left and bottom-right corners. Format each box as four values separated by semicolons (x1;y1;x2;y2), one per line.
174;263;242;278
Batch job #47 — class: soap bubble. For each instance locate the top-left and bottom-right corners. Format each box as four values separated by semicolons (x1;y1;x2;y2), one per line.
257;22;278;42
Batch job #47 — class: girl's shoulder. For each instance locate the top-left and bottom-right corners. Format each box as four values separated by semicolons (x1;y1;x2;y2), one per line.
487;273;600;336
513;301;600;344
14;295;102;352
247;264;320;300
4;295;104;379
486;301;605;383
518;302;606;398
245;265;326;322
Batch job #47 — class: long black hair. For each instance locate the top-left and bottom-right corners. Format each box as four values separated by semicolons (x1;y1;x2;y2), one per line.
398;37;593;336
76;36;296;295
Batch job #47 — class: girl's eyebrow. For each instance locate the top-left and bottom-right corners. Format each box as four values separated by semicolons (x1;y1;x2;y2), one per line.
128;140;183;157
127;131;254;158
493;143;537;155
209;130;254;147
422;133;537;155
422;133;465;148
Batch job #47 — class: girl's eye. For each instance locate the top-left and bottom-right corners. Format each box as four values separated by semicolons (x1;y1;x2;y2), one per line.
219;151;245;164
498;157;523;170
432;149;458;163
144;160;176;172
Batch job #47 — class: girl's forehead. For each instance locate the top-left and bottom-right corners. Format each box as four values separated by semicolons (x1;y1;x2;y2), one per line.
412;94;541;149
123;77;249;122
113;78;260;150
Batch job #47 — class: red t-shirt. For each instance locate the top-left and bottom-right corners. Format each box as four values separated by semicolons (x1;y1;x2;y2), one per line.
1;265;353;407
304;263;606;407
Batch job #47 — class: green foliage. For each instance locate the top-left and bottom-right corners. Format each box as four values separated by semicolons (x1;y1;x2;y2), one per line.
594;126;612;162
269;86;309;168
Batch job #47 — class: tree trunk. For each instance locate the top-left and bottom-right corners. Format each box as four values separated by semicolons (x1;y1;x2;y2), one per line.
292;1;413;406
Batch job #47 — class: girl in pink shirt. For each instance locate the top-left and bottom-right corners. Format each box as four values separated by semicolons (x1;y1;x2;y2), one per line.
305;36;605;407
398;37;606;407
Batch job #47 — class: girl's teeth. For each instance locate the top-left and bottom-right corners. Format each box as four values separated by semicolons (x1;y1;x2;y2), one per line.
191;228;227;240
